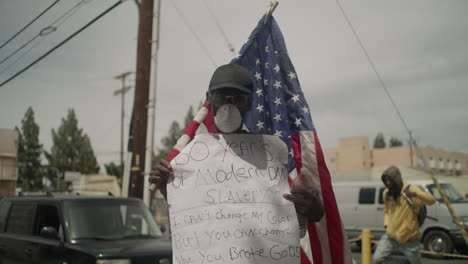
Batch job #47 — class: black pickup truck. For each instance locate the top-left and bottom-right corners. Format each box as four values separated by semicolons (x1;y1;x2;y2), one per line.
0;195;172;264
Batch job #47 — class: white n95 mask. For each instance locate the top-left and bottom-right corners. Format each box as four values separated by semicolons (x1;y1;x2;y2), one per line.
214;104;242;133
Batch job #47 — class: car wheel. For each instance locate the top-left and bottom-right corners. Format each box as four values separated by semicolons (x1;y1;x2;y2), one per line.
423;230;454;257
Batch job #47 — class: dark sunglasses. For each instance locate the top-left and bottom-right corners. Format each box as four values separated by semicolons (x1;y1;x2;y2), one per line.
208;93;252;108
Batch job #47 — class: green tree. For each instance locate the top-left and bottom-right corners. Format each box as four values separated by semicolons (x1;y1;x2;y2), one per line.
104;161;123;184
16;107;44;191
373;132;386;149
389;137;403;147
153;105;195;163
45;109;100;187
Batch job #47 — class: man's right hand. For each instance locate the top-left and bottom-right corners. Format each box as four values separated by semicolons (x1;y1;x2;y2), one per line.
149;160;173;199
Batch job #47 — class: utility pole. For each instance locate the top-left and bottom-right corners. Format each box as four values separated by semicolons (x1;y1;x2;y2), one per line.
129;0;154;199
143;0;161;206
114;71;133;167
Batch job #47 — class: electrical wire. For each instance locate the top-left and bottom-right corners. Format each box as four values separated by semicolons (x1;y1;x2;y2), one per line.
0;0;61;50
0;0;92;76
0;0;90;67
0;0;124;88
170;0;217;67
202;0;236;55
335;0;411;135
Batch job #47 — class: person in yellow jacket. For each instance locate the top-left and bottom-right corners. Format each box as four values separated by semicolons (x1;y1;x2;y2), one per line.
373;166;435;264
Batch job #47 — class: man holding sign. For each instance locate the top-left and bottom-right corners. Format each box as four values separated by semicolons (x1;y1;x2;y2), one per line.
150;64;323;264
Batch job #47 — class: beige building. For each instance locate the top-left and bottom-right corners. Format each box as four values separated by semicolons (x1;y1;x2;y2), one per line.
0;129;19;199
69;174;122;196
325;136;468;175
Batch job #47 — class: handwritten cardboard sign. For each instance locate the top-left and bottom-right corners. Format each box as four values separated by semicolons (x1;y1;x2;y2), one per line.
168;133;300;264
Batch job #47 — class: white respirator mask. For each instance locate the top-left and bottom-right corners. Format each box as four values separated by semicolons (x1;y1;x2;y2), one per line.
214;104;242;133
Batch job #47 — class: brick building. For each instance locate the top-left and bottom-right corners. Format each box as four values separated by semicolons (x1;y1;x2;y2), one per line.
325;136;468;175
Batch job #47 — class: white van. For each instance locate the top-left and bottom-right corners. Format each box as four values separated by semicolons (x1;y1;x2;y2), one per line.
333;180;468;255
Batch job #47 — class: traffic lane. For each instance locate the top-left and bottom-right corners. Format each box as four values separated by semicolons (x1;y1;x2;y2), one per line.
350;243;468;264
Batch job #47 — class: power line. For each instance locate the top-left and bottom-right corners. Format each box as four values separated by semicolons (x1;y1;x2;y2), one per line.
0;0;60;50
0;0;124;88
202;0;236;55
335;0;411;135
0;0;90;67
0;0;89;77
170;0;217;67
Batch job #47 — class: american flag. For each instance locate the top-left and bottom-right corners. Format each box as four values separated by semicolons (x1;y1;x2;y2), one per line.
166;15;352;264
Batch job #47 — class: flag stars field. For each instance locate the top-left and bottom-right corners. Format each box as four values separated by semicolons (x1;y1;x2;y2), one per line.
274;64;280;72
274;97;281;106
274;130;282;138
256;104;264;113
273;80;281;88
273;113;282;122
288;71;296;79
255;72;262;80
291;94;300;103
294;118;302;127
256;121;264;130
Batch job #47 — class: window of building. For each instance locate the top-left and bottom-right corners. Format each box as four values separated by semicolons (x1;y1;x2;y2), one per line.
359;188;376;204
330;157;336;163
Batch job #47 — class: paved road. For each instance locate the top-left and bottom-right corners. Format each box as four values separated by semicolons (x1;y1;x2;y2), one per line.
350;244;468;263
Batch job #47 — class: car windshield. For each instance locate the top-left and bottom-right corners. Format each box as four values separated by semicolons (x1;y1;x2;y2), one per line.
63;199;162;241
427;183;465;203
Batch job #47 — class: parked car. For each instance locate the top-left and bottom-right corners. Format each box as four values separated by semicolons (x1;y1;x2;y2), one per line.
0;195;172;264
333;180;468;255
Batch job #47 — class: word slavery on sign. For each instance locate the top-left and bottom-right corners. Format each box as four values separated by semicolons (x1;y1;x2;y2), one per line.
168;133;300;264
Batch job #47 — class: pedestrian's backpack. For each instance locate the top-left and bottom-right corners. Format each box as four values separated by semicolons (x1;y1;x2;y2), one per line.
403;184;427;227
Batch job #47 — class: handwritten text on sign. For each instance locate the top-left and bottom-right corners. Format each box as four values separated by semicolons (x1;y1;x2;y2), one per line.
168;133;300;264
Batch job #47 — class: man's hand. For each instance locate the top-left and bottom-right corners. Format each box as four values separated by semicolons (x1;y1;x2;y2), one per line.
283;185;324;222
149;160;173;199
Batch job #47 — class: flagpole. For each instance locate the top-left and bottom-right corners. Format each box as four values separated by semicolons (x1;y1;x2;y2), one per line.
264;1;279;24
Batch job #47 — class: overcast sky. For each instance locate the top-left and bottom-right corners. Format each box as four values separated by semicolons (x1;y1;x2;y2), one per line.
1;0;467;170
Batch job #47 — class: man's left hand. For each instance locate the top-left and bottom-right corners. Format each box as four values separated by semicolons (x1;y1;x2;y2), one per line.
404;189;416;198
283;185;324;222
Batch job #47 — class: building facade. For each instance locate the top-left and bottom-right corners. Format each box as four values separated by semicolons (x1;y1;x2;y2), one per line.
0;129;18;198
325;137;468;175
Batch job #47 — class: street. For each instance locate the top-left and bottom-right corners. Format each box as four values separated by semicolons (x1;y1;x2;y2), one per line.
350;244;468;263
